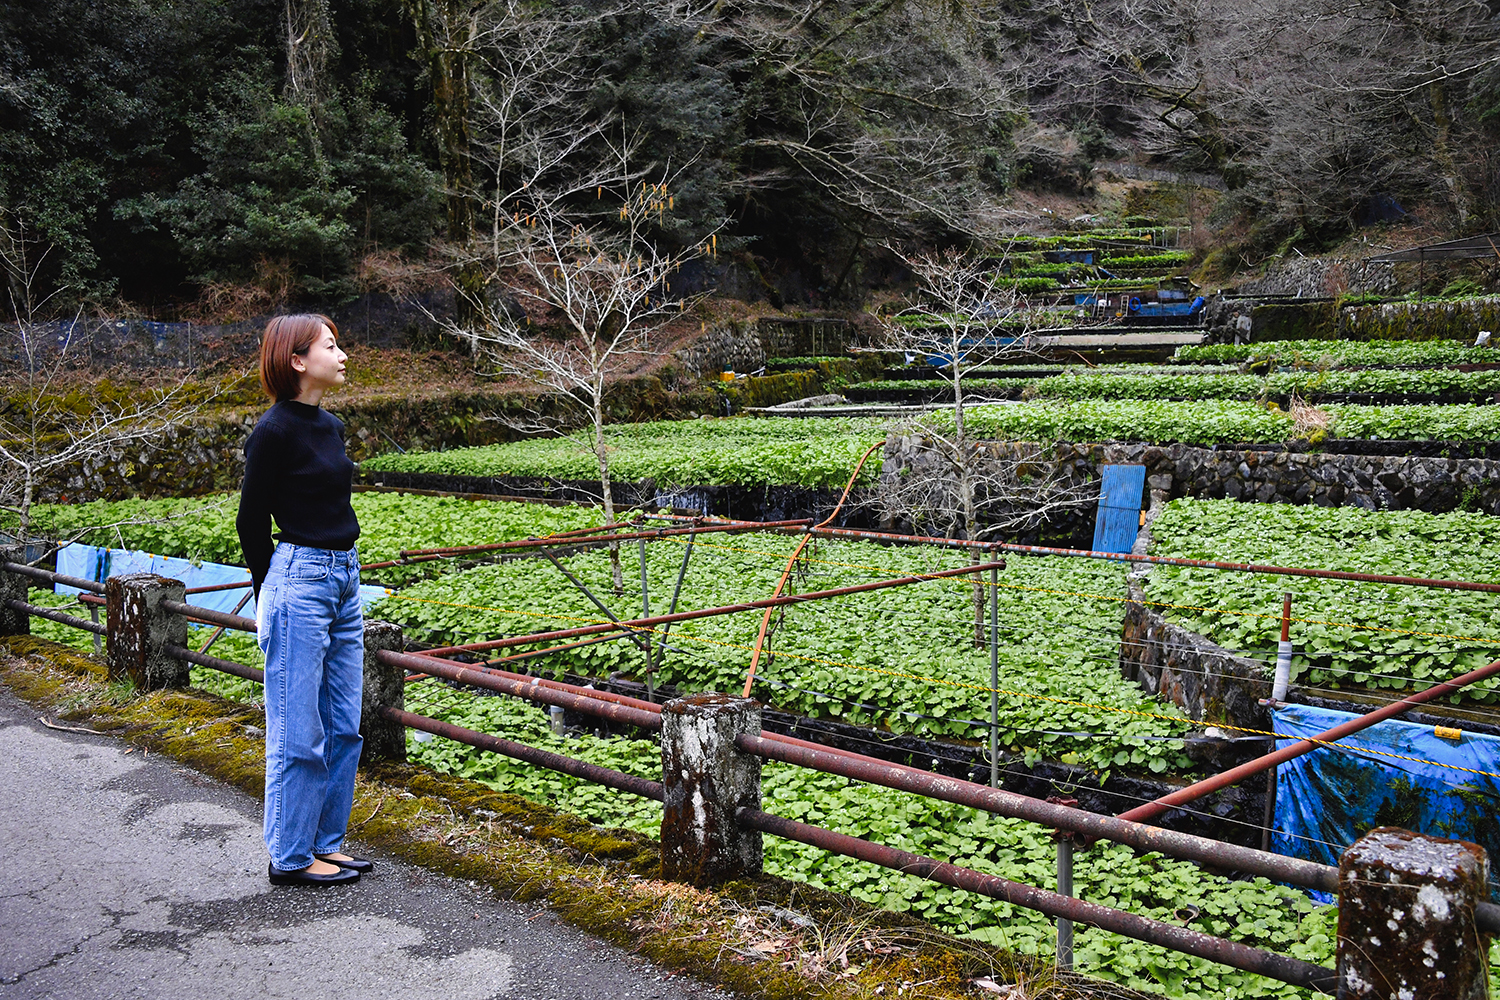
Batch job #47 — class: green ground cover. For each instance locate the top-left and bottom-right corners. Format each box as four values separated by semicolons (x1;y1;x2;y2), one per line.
362;418;888;489
1142;499;1500;702
397;681;1332;1000
1173;340;1496;367
957;400;1500;444
1032;368;1500;400
856;369;1500;401
20;492;603;586
372;531;1188;773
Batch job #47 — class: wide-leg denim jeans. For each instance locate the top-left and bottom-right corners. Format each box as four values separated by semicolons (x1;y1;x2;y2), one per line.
257;543;364;871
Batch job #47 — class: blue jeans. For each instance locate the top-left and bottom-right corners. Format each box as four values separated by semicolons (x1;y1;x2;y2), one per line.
257;543;364;870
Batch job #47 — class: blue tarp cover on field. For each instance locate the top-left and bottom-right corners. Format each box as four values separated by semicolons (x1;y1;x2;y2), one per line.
1271;703;1500;899
54;543;391;618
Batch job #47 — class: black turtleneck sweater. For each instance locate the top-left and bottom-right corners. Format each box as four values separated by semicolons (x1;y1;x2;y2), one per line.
236;400;361;594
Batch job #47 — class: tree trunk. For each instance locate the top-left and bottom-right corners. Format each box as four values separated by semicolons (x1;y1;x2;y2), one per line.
952;366;986;647
406;0;483;331
592;396;624;595
1429;79;1471;226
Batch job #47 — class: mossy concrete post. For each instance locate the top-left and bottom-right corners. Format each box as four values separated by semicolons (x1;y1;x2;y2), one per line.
0;545;28;636
660;693;762;886
1337;827;1492;1000
105;572;188;689
360;620;405;761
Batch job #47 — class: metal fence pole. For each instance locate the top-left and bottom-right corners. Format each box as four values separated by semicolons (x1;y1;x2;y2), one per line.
638;537;654;701
989;562;999;788
1262;592;1293;851
1056;835;1075;971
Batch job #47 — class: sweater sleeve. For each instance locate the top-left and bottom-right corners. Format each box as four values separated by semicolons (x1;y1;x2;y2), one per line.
236;423;278;597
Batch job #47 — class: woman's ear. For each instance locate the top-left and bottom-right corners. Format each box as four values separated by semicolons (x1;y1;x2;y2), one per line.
290;354;307;373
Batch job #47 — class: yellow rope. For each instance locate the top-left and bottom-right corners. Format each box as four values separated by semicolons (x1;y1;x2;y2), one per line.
652;536;1500;648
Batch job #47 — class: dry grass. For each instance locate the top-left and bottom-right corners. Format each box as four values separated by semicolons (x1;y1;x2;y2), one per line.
1288;396;1332;441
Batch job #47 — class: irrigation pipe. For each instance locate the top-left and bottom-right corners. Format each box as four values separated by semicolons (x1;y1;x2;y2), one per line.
742;439;886;698
737;806;1338;993
649;515;1500;594
409;558;1004;658
381;706;664;802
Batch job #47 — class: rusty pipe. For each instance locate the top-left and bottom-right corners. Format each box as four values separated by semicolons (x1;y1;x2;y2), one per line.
649;516;1500;595
2;561;105;594
158;599;257;633
416;559;1004;657
182;580;252;595
396;519;814;559
407;653;662;714
374;649;664;730
737;806;1337;993
5;598;109;636
735;732;1340;893
383;706;664;801
799;524;1500;594
1117;658;1500;826
165;643;266;683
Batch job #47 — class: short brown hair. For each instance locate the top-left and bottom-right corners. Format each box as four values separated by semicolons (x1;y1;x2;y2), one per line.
259;314;339;402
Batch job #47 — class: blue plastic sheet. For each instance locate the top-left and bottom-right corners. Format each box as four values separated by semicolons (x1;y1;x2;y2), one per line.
54;543;391;619
1271;703;1500;899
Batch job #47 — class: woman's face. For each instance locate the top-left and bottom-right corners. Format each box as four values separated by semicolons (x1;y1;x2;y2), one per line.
292;325;347;393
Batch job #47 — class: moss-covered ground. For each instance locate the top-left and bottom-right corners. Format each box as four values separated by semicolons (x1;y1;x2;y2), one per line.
0;634;1145;1000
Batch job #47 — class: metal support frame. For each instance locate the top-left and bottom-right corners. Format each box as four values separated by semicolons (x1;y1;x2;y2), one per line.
1056;835;1074;970
637;537;654;699
541;548;652;653
418;559;1006;658
988;562;999;789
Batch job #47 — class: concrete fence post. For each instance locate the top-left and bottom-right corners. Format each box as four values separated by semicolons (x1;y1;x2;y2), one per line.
1337;827;1492;1000
660;693;762;886
105;573;189;689
360;621;406;761
0;546;28;636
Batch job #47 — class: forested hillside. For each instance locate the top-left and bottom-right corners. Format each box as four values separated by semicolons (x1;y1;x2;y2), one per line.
3;0;1498;313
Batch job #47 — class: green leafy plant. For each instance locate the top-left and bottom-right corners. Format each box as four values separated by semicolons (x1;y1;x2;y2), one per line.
1144;499;1500;701
398;679;1329;999
1172;340;1493;367
363;418;890;489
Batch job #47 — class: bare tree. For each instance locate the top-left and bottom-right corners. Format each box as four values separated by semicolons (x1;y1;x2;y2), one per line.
874;247;1093;641
0;213;210;550
1021;0;1500;232
441;145;710;592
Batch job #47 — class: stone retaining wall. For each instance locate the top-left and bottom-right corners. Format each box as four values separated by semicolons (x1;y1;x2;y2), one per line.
1204;291;1498;345
1118;577;1272;732
879;436;1500;530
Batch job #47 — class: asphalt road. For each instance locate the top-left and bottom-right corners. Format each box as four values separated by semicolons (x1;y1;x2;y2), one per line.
0;684;731;1000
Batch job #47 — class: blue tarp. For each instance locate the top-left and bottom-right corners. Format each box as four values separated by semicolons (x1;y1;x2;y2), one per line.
54;543;391;618
1271;703;1500;899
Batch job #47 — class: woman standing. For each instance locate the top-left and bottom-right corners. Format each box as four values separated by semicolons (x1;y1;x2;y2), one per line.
238;314;371;886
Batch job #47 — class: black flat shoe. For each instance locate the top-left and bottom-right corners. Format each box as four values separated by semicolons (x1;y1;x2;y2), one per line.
268;862;360;886
317;854;374;873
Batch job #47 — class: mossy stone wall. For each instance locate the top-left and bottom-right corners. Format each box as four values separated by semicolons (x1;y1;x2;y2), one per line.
1337;296;1500;342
